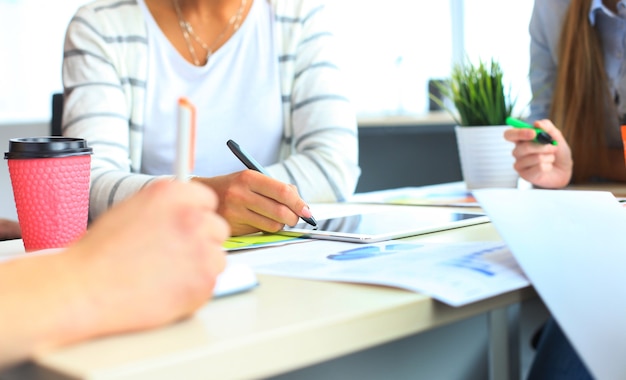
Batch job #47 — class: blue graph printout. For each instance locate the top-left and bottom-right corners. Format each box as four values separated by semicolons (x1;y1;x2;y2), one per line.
230;240;529;307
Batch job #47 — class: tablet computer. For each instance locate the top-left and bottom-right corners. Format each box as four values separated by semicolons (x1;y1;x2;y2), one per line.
278;208;489;243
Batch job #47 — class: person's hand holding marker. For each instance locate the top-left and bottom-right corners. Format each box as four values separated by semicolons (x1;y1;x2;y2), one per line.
506;117;557;145
504;118;573;189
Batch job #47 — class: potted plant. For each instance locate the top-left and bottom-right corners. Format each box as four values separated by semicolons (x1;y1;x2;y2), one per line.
430;58;519;189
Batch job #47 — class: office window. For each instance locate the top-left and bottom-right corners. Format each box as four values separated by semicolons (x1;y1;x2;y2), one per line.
332;1;534;118
0;1;533;124
330;1;453;117
0;0;89;123
463;1;534;117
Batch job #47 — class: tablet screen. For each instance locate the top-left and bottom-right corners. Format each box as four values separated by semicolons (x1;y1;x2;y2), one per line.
279;208;488;243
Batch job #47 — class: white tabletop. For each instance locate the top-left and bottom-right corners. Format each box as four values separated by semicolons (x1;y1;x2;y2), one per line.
1;203;536;379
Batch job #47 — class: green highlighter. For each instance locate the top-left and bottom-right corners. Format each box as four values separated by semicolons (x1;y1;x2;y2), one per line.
505;117;557;146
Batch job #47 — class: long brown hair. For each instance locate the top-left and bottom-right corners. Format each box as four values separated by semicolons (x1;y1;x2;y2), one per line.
551;0;616;182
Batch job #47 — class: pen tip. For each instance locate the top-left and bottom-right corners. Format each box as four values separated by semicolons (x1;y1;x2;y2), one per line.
302;216;317;227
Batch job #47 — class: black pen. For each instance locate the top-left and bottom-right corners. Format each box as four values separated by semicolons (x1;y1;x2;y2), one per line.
226;139;317;227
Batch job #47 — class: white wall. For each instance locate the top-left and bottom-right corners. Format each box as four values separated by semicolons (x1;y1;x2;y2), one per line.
0;1;533;123
0;0;89;124
0;122;49;220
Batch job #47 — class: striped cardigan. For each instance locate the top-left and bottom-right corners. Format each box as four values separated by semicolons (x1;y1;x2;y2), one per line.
62;0;361;220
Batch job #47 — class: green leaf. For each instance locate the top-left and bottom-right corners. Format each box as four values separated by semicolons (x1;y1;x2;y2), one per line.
431;57;515;126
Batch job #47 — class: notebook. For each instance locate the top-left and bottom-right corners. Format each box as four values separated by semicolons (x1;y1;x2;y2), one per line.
474;188;626;380
212;260;258;298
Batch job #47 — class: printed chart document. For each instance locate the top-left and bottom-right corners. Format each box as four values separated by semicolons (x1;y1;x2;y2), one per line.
224;233;308;251
474;188;626;380
229;239;529;306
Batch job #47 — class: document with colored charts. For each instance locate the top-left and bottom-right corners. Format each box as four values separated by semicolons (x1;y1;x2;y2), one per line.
350;182;479;207
224;233;309;251
228;239;529;307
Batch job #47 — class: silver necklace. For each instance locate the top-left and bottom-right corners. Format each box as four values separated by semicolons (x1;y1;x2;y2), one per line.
173;0;247;66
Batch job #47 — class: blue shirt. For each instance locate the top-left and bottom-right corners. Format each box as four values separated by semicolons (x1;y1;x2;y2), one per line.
529;0;626;147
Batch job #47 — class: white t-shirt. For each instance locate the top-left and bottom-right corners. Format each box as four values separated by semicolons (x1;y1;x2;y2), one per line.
139;0;282;176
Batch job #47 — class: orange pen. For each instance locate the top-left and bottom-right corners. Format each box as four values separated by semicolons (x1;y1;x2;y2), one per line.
175;97;196;181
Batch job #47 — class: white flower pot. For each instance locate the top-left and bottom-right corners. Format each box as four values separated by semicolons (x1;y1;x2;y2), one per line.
455;125;518;189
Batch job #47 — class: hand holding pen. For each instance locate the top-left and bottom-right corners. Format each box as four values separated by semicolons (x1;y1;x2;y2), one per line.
175;100;315;235
503;118;573;189
506;117;557;145
227;139;317;227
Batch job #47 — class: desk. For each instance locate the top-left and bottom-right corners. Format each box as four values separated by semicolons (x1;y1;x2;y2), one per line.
1;205;539;380
567;182;626;196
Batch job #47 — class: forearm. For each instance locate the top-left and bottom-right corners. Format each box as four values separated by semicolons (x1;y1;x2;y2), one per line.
89;169;165;220
266;135;360;202
266;0;359;202
278;48;359;199
63;6;157;220
0;252;94;369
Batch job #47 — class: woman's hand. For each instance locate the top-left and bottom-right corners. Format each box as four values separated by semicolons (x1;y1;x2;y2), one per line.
193;170;313;236
504;119;573;188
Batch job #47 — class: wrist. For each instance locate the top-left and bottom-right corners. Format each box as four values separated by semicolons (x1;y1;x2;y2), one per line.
59;242;135;343
3;250;99;357
41;247;106;348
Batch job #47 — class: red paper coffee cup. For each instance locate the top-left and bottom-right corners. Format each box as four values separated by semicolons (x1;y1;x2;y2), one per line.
4;137;92;251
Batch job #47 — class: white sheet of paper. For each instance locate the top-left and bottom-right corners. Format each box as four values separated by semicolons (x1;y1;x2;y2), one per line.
229;239;529;307
212;259;259;298
474;188;626;380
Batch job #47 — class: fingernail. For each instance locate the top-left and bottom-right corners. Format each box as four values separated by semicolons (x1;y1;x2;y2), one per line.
301;205;313;218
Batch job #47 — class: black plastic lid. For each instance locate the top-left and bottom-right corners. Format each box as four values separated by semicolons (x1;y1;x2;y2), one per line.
4;137;93;159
